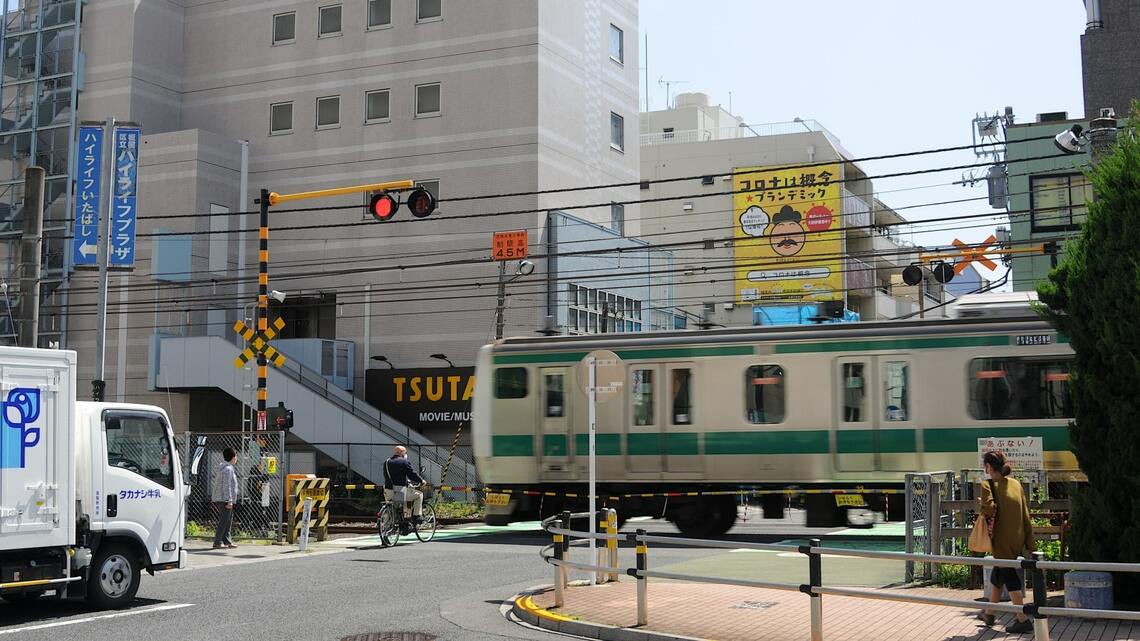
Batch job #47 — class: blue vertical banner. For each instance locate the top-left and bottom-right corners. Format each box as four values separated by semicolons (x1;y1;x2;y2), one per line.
110;126;140;268
72;125;104;267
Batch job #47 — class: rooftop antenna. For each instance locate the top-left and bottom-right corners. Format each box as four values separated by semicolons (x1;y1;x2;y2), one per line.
658;76;688;109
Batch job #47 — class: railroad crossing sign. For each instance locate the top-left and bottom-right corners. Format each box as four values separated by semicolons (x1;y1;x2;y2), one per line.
952;235;999;274
233;317;287;368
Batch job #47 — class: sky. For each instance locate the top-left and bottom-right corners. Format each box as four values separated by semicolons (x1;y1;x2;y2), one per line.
639;0;1089;276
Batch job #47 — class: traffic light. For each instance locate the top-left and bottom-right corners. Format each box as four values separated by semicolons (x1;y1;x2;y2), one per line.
368;192;399;221
406;188;437;218
266;402;293;430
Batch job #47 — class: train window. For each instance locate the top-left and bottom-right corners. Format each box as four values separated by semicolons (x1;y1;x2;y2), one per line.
842;362;866;422
544;373;565;417
494;367;528;399
883;362;909;421
671;368;692;425
632;368;655;425
969;357;1073;420
745;365;785;424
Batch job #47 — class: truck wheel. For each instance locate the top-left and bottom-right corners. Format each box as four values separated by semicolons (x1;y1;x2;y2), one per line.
87;543;140;609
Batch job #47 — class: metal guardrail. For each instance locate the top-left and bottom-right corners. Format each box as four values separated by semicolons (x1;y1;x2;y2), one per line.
540;510;1140;641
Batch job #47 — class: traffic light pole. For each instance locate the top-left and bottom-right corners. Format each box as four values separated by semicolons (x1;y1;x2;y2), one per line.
257;188;270;428
92;116;115;401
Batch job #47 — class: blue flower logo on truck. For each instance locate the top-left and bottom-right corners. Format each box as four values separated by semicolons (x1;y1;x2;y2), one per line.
1;388;42;469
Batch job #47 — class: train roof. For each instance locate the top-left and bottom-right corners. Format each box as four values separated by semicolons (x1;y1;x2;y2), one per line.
490;314;1058;353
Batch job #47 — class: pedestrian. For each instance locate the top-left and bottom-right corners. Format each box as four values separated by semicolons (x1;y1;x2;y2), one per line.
212;447;239;549
978;450;1036;634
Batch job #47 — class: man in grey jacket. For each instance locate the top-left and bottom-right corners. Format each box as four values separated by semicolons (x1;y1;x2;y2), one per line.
212;447;239;549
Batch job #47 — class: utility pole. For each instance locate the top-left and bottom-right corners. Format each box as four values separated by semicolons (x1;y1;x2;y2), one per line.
494;260;507;340
18;167;44;348
92;116;115;401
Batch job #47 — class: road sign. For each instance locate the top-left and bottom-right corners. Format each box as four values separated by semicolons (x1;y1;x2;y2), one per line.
576;350;622;402
492;230;528;260
234;317;288;368
257;410;267;431
73;125;104;268
952;235;998;274
110;126;140;268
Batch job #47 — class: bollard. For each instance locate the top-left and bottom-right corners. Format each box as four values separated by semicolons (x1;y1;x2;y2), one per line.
801;537;822;641
560;510;571;590
635;528;648;626
298;497;313;551
553;518;565;608
1031;551;1049;641
596;509;607;584
607;509;619;583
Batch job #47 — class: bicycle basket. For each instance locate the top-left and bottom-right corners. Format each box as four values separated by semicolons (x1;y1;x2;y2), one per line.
420;483;435;500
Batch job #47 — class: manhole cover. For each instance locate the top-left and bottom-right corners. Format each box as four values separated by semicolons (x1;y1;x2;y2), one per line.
337;629;435;634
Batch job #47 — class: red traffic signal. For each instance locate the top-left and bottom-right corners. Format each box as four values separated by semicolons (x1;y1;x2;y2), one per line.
406;188;437;218
369;192;399;221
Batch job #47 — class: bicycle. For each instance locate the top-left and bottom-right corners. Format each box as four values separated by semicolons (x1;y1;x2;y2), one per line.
376;483;438;546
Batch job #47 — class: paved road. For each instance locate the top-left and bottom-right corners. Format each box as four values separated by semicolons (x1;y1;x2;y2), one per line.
0;526;702;641
0;515;905;641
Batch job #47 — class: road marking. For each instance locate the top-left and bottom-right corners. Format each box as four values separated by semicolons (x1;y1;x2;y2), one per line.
0;603;194;635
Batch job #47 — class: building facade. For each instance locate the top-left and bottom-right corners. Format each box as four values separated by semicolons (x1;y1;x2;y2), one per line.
1081;0;1140;119
0;0;646;460
639;92;943;328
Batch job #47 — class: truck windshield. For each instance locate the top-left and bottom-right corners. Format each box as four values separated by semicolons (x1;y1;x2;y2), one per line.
106;415;175;489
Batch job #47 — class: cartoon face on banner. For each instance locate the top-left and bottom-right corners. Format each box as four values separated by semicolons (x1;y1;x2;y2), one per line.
733;164;844;303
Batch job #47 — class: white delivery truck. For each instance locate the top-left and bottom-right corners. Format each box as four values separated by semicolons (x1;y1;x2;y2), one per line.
0;346;185;609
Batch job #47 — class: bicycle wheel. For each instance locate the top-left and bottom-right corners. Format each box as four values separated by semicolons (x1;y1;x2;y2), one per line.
377;504;401;547
414;504;438;542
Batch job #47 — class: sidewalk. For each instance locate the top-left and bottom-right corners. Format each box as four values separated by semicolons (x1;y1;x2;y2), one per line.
517;580;1139;641
181;538;344;571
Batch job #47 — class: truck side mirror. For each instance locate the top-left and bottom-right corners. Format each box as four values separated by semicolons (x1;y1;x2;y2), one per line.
189;436;207;484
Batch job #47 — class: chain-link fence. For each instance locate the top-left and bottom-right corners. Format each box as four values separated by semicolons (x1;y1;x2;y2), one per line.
179;431;286;542
904;471;956;582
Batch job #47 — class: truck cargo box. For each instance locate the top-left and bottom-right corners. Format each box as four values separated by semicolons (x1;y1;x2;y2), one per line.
0;347;75;551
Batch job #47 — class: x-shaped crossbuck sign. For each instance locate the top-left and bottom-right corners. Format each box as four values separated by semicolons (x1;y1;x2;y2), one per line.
233;317;287;368
952;235;999;274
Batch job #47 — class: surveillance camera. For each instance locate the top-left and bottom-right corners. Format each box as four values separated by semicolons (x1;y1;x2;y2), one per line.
1054;124;1084;155
269;290;287;303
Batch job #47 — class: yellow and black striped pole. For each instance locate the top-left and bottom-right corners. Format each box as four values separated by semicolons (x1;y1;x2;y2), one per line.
257;188;270;425
440;421;464;487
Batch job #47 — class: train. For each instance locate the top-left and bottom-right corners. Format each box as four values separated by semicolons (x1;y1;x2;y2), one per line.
472;299;1077;536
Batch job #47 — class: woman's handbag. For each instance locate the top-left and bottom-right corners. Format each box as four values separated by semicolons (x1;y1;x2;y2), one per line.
968;513;992;553
968;479;998;554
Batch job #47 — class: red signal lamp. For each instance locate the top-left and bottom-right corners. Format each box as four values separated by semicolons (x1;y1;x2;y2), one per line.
369;192;399;221
406;188;437;218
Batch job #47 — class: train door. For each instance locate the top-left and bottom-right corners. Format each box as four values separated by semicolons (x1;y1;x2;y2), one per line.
626;365;662;473
834;356;916;471
665;364;701;474
539;368;572;472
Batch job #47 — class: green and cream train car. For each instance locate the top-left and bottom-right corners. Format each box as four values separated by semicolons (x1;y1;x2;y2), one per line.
472;315;1077;536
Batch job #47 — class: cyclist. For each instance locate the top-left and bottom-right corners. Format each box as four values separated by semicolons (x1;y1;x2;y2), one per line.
383;445;425;532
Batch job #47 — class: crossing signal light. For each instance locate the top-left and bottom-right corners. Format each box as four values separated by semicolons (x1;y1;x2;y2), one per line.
369;192;399;221
406;188;437;218
267;402;293;430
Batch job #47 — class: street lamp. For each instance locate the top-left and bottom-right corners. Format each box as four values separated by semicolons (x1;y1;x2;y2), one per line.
495;260;535;340
430;353;454;367
370;355;394;369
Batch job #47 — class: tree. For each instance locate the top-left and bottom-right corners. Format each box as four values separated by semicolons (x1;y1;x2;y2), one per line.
1037;102;1140;599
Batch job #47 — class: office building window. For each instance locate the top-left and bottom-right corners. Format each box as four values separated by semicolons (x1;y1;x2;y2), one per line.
609;24;623;64
417;0;442;22
368;0;392;28
1030;173;1092;232
318;5;342;37
611;203;625;236
316;95;340;128
272;12;296;45
415;83;441;117
567;284;641;334
610;112;624;151
365;89;390;123
270;101;293;135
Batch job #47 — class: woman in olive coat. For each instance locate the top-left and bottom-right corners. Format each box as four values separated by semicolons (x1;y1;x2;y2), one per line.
978;450;1036;634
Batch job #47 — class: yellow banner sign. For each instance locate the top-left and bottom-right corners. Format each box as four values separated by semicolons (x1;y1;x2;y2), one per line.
734;164;844;303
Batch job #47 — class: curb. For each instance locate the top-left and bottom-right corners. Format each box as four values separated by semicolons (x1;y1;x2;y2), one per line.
510;588;709;641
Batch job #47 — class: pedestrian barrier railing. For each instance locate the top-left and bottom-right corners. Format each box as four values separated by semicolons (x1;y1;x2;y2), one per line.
540;509;1140;641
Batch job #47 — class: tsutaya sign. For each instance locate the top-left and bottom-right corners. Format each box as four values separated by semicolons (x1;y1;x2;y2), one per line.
977;437;1044;473
365;367;475;437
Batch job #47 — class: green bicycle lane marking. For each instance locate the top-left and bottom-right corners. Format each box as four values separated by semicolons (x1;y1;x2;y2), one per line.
331;520;544;546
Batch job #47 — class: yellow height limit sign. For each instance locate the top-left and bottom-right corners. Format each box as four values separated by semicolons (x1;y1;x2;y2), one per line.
234;317;288;368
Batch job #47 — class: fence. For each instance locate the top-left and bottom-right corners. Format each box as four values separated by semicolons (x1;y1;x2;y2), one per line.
542;509;1140;641
905;470;1073;583
180;431;286;542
